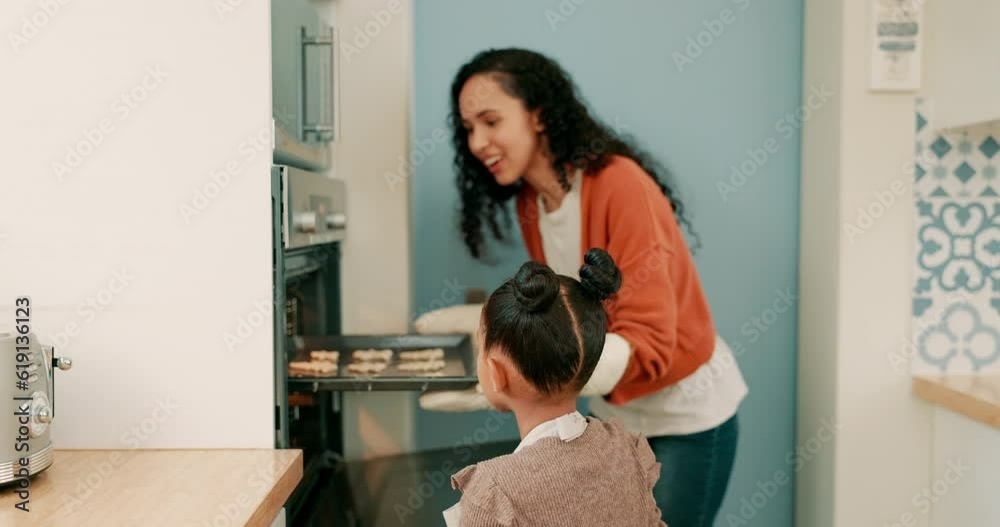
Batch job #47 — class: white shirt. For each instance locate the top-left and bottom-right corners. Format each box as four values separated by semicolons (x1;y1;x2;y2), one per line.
538;169;584;282
537;172;634;399
443;412;588;527
537;171;748;437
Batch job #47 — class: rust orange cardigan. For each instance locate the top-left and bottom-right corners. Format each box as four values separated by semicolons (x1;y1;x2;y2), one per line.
516;155;716;405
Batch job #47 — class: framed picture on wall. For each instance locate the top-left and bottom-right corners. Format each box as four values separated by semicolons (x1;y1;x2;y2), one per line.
870;0;923;92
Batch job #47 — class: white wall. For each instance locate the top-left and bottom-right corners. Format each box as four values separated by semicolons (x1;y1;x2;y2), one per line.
1;1;274;447
796;0;844;523
799;0;932;524
315;0;416;460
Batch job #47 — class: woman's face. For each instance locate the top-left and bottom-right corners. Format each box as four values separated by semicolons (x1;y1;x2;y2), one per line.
458;74;544;187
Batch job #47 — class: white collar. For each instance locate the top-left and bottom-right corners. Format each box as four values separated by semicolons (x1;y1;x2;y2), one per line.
514;410;589;453
444;411;588;527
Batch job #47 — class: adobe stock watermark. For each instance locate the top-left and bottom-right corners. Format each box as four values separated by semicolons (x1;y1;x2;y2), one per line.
544;0;590;31
411;279;468;326
395;411;515;523
59;397;180;515
884;458;970;527
672;0;750;72
725;416;840;525
369;277;470;372
222;299;272;354
178;123;272;223
842;179;908;243
682;287;797;401
512;115;634;223
342;277;476;393
45;268;135;352
383;127;449;192
51;66;169;182
887;291;970;374
212;0;249;21
340;1;405;63
7;0;73;53
717;84;834;201
199;459;290;527
384;78;504;192
842;131;959;244
738;287;797;343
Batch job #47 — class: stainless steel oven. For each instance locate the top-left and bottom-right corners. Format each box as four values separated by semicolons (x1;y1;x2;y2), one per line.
270;164;479;526
271;164;349;525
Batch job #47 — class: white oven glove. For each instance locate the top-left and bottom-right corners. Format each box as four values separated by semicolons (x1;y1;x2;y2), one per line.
413;303;484;351
413;304;632;410
579;333;632;397
414;304;494;412
418;383;494;412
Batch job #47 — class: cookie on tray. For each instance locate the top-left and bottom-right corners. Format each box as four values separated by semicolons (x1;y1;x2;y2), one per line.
352;348;393;363
399;348;445;361
309;350;340;362
397;359;446;373
288;361;337;374
347;361;388;375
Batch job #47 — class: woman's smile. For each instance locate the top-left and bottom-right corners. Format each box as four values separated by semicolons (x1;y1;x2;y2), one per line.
485;156;505;175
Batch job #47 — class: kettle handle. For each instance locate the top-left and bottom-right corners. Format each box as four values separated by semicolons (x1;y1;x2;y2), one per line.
41;345;72;420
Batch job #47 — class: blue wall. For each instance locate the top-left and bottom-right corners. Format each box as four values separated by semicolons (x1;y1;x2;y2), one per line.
412;1;802;525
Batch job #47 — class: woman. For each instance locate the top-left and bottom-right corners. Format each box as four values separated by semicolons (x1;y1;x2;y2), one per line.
420;48;748;527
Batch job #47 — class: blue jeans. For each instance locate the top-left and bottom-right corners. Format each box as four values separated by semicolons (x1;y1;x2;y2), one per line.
647;413;739;527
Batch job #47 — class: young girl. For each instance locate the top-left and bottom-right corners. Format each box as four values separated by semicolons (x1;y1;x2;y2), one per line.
443;249;665;527
421;47;749;526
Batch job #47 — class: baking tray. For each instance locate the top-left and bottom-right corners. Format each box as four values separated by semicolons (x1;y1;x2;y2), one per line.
285;334;478;392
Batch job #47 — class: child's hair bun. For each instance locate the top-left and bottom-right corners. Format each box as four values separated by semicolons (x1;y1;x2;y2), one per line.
512;261;560;313
579;248;622;301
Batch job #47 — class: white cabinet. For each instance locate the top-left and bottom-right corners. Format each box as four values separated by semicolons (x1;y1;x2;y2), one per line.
929;408;1000;526
271;0;337;169
925;0;1000;131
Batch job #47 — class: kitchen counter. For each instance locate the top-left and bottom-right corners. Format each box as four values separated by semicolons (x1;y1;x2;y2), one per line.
913;374;1000;429
0;449;302;526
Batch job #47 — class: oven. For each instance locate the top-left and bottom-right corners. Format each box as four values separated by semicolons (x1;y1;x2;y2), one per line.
271;164;350;525
271;166;480;526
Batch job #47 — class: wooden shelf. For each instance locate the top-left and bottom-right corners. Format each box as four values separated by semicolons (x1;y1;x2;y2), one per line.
913;375;1000;429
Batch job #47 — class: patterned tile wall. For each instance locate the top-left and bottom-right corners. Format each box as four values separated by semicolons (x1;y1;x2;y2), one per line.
912;98;1000;374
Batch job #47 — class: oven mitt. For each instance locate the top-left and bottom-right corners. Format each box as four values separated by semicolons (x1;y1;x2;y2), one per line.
419;383;494;412
413;303;484;351
414;303;494;412
413;304;632;409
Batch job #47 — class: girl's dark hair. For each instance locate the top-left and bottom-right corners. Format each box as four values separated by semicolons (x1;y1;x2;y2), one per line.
481;248;622;396
449;47;699;260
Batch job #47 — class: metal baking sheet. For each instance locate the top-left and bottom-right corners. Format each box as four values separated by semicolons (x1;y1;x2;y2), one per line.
285;334;478;392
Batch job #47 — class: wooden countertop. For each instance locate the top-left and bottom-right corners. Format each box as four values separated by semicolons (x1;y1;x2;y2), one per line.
913;375;1000;429
0;449;302;526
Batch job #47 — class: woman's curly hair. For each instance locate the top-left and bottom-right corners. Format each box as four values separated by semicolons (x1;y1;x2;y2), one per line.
448;47;700;260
